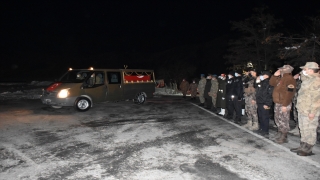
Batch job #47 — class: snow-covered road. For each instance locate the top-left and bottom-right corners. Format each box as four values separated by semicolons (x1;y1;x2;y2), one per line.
0;91;320;179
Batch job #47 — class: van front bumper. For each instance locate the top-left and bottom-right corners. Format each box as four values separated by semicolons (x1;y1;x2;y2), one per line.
41;91;76;107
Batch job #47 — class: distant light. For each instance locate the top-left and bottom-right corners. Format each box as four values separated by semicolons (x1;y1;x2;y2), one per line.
89;67;94;70
69;68;73;71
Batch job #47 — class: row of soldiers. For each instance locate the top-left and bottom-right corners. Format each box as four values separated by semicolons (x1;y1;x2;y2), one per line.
182;62;320;156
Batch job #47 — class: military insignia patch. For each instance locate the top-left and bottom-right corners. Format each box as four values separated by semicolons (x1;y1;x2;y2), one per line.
287;84;295;92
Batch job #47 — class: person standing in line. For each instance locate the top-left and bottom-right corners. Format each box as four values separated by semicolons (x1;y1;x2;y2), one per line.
198;74;206;106
209;74;219;112
179;78;190;99
234;70;244;123
288;73;302;136
291;62;320;156
255;71;273;137
242;68;259;130
188;79;198;100
241;69;250;116
226;71;243;124
204;75;213;109
216;74;227;116
317;116;320;144
269;65;296;144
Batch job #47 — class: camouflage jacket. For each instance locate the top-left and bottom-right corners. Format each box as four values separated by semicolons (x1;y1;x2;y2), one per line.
243;77;256;100
208;78;219;97
198;77;207;93
270;73;296;106
296;73;320;116
292;79;302;104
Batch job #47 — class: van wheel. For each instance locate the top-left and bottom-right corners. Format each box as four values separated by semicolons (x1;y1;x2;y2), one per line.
74;97;91;112
51;105;62;109
134;93;146;104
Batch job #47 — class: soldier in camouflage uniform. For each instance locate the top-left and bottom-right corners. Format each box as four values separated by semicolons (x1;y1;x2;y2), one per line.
288;74;302;136
209;75;219;112
198;74;206;106
269;65;296;144
242;68;259;130
291;62;320;156
241;70;250;115
317;116;320;144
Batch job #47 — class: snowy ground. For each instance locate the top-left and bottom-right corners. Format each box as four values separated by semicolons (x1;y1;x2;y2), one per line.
0;82;320;180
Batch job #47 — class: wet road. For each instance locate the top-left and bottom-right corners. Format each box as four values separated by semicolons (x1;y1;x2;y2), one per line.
0;97;320;180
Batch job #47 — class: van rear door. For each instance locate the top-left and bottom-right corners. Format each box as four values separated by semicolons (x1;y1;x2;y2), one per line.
106;71;123;101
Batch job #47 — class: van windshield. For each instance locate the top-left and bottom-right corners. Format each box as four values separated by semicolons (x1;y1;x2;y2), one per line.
59;70;93;83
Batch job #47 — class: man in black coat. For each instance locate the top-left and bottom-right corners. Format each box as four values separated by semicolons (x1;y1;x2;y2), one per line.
226;71;243;124
255;71;274;136
204;75;212;109
217;74;227;115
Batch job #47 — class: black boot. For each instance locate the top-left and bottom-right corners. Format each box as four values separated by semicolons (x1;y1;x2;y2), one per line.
211;106;217;113
234;117;241;124
224;113;232;120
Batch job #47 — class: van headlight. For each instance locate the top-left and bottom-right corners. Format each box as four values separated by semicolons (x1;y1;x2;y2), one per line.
57;89;69;98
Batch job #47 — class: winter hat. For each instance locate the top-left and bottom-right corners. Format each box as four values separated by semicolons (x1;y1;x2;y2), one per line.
248;67;258;73
228;71;235;76
261;71;271;77
278;65;294;73
300;62;319;69
235;69;242;75
200;74;205;77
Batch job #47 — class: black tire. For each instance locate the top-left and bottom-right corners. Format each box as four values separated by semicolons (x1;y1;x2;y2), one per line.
74;97;91;112
134;92;146;104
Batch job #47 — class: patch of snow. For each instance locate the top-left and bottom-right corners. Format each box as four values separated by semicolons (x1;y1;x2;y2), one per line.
29;81;53;86
154;87;187;96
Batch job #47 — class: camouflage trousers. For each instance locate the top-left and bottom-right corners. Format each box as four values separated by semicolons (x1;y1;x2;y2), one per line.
298;113;319;145
211;96;217;107
199;91;205;103
274;103;292;133
245;96;258;123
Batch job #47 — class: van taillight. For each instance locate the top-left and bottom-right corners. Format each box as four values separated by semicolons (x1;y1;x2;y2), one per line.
46;83;62;92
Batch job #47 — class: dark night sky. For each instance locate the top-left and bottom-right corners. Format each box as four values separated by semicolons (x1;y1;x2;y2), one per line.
1;1;319;81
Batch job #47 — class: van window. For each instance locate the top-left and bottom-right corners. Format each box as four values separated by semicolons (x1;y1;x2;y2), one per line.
60;70;90;83
95;72;104;85
107;72;121;84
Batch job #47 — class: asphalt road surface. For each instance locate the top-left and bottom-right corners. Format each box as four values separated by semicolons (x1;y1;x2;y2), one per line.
1;96;320;180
